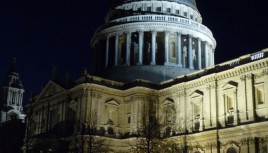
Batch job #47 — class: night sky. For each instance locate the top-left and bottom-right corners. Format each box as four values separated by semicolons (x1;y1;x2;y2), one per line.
0;0;268;104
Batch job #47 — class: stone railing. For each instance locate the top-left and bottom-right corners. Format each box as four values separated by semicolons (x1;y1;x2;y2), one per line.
110;14;213;37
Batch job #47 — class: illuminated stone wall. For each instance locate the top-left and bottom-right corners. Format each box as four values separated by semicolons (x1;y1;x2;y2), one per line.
24;49;268;153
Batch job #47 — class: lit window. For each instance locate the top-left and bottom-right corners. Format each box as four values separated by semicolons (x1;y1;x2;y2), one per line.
256;88;264;105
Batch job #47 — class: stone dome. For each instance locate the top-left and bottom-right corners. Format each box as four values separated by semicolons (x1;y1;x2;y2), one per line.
91;0;216;83
112;0;197;10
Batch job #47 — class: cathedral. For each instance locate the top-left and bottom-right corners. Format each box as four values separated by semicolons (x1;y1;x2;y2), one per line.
23;0;268;153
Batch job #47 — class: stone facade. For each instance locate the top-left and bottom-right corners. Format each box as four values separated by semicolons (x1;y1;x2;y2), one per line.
24;49;268;153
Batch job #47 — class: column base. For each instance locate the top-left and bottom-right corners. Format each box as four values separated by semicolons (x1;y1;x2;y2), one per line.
136;62;142;65
164;62;170;65
177;63;182;67
150;62;156;65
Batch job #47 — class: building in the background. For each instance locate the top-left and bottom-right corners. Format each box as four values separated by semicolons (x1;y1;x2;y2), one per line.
0;58;26;153
0;57;25;123
23;0;268;153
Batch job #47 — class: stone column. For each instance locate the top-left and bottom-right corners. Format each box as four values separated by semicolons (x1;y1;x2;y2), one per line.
115;33;119;66
197;38;202;69
164;31;169;65
126;32;131;65
205;42;209;68
138;31;143;65
188;35;194;69
212;49;215;65
177;32;182;67
151;31;156;65
105;35;109;68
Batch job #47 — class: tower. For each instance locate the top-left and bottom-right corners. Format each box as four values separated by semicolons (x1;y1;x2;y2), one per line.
0;58;25;123
91;0;216;82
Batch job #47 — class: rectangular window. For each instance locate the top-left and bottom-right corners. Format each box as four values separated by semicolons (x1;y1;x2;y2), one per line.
175;9;180;14
128;116;131;124
190;15;193;19
166;8;171;13
156;7;161;12
226;95;234;111
147;7;151;11
184;12;187;17
256;88;264;105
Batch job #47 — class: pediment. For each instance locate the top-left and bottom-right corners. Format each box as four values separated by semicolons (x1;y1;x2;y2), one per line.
37;81;65;100
223;81;238;90
190;90;203;98
105;99;120;107
162;98;174;106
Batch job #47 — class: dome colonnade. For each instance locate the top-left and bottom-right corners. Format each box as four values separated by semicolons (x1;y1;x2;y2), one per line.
91;0;216;74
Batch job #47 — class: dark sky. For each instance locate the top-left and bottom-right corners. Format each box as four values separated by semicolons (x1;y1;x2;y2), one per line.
0;0;268;104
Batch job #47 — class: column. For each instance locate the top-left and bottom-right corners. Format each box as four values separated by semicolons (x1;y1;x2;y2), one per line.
126;32;131;65
164;31;169;65
105;35;109;68
197;38;202;69
212;49;215;65
138;31;143;65
204;42;209;68
188;35;194;69
151;31;156;65
177;33;182;67
114;33;119;66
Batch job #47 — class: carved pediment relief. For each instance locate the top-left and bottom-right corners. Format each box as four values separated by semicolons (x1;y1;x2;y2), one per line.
38;81;65;100
68;100;77;111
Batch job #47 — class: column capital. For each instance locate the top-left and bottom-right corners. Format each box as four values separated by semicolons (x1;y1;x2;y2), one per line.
164;30;170;35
